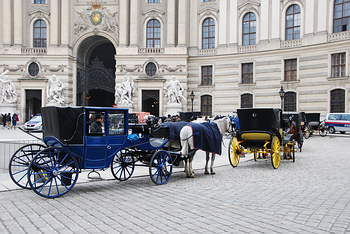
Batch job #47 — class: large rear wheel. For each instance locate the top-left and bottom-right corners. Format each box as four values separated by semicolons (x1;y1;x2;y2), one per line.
271;136;281;169
228;137;240;167
9;144;46;189
28;147;79;198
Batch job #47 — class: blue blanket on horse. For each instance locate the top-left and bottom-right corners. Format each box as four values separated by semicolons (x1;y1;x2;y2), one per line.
162;121;222;155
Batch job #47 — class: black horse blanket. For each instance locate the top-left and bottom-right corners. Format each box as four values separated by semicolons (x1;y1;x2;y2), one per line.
162;121;222;155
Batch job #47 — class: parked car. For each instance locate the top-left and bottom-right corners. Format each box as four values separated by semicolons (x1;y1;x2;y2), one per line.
325;113;350;134
23;115;42;132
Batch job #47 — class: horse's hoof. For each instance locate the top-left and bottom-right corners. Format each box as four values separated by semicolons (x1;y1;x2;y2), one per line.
204;171;209;175
210;171;216;175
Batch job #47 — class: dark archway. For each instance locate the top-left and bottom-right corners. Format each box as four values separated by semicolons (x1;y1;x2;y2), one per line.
76;36;116;107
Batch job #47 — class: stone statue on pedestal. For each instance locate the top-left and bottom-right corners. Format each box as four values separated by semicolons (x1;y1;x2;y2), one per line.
0;70;17;104
164;77;185;104
47;75;65;106
115;76;134;106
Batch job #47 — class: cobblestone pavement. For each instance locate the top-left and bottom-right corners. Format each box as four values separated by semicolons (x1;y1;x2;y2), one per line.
0;135;349;233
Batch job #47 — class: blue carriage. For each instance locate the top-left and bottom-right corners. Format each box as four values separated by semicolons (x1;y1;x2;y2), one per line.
9;106;175;198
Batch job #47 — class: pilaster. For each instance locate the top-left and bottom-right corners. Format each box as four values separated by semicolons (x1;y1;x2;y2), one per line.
167;0;176;47
119;0;129;46
2;0;12;45
178;0;187;46
129;0;139;47
50;0;59;45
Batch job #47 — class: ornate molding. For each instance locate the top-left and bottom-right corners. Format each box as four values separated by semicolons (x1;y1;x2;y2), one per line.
117;65;143;73
159;65;186;73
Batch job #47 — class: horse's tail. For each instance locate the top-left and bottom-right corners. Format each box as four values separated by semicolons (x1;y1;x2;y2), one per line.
180;125;193;156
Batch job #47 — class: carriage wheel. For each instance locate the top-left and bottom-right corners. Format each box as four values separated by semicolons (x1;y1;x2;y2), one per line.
319;127;328;137
149;151;173;185
303;129;311;139
292;145;296;163
228;137;240;167
27;147;79;199
253;152;257;162
111;150;135;181
9;144;46;189
271;136;281;169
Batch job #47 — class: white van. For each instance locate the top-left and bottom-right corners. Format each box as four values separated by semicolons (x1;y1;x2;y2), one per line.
325;113;350;134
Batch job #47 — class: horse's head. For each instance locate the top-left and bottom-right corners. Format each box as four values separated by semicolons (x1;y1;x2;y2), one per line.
146;115;160;129
213;116;233;135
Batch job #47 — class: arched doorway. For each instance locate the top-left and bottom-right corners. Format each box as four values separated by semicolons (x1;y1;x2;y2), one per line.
76;36;116;107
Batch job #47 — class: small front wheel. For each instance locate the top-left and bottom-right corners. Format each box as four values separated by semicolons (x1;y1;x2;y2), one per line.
228;137;240;167
149;151;173;185
28;147;79;199
111;150;135;181
271;136;281;169
328;127;335;134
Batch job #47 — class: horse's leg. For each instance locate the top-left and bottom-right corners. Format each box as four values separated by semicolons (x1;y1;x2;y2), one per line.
210;153;216;175
189;156;195;178
188;137;195;177
205;152;210;174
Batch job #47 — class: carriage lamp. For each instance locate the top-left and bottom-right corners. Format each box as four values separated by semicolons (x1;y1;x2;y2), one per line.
279;86;285;111
190;91;195;113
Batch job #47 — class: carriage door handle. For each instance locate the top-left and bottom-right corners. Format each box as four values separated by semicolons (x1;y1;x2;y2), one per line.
106;145;112;150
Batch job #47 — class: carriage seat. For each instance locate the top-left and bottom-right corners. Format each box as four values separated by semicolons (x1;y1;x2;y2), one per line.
44;136;66;147
238;130;274;141
129;124;150;135
149;138;169;148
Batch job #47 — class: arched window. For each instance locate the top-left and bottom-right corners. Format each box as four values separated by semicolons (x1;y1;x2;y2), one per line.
146;19;161;48
334;0;350;33
33;19;47;48
284;92;297;112
285;4;301;40
242;12;256;46
201;95;212;116
202;17;215;49
330;89;346;113
241;93;253;108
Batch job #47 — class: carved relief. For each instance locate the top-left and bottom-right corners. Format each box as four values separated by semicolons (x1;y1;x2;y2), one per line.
117;65;143;73
0;70;17;104
159;65;186;73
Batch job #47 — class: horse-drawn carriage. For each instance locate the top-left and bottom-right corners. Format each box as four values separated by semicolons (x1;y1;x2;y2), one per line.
8;107;176;198
228;108;296;169
304;113;327;138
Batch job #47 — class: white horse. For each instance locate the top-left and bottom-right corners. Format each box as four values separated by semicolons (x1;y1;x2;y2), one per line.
179;117;232;178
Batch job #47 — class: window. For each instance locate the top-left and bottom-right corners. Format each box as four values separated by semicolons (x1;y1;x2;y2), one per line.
108;112;126;135
146;19;161;48
201;65;213;86
284;92;297;112
201;95;212;116
330;89;346;113
284;59;297;81
33;19;47;48
148;0;160;3
241;93;253;108
202;17;215;49
241;63;253;84
242;12;256;46
88;112;105;136
334;0;350;33
285;4;301;40
34;0;46;3
145;62;157;77
331;53;346;77
28;62;40;77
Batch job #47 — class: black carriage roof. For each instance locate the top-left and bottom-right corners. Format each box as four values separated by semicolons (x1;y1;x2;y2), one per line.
237;108;282;131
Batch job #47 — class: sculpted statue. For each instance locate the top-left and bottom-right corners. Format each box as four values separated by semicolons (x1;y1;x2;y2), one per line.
115;77;134;106
0;70;17;104
164;77;185;104
47;75;65;105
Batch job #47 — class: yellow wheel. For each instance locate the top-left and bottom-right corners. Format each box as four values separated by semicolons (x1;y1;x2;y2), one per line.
228;137;240;167
271;136;281;169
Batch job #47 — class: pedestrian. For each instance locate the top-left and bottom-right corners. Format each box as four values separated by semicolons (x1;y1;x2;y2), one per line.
164;114;172;122
12;113;18;129
1;113;6;128
6;113;11;129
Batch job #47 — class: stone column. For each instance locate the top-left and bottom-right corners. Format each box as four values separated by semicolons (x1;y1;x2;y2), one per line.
167;0;176;47
13;0;22;45
61;0;70;45
229;0;238;45
50;0;59;45
260;0;269;41
219;0;227;46
317;0;327;32
178;0;187;46
129;0;139;46
305;0;315;35
189;0;198;47
271;0;280;39
119;0;129;46
2;0;11;45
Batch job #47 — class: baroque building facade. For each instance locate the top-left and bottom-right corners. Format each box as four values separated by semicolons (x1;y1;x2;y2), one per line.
0;0;349;120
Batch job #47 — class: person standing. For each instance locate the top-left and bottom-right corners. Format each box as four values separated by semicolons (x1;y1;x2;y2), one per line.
1;114;6;128
12;113;18;129
6;113;11;129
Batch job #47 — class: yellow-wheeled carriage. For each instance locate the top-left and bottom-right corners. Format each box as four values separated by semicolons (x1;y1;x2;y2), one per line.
229;108;293;169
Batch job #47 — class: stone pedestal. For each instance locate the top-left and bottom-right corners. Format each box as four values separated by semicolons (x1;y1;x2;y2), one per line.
117;103;133;113
0;104;16;114
166;103;182;116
